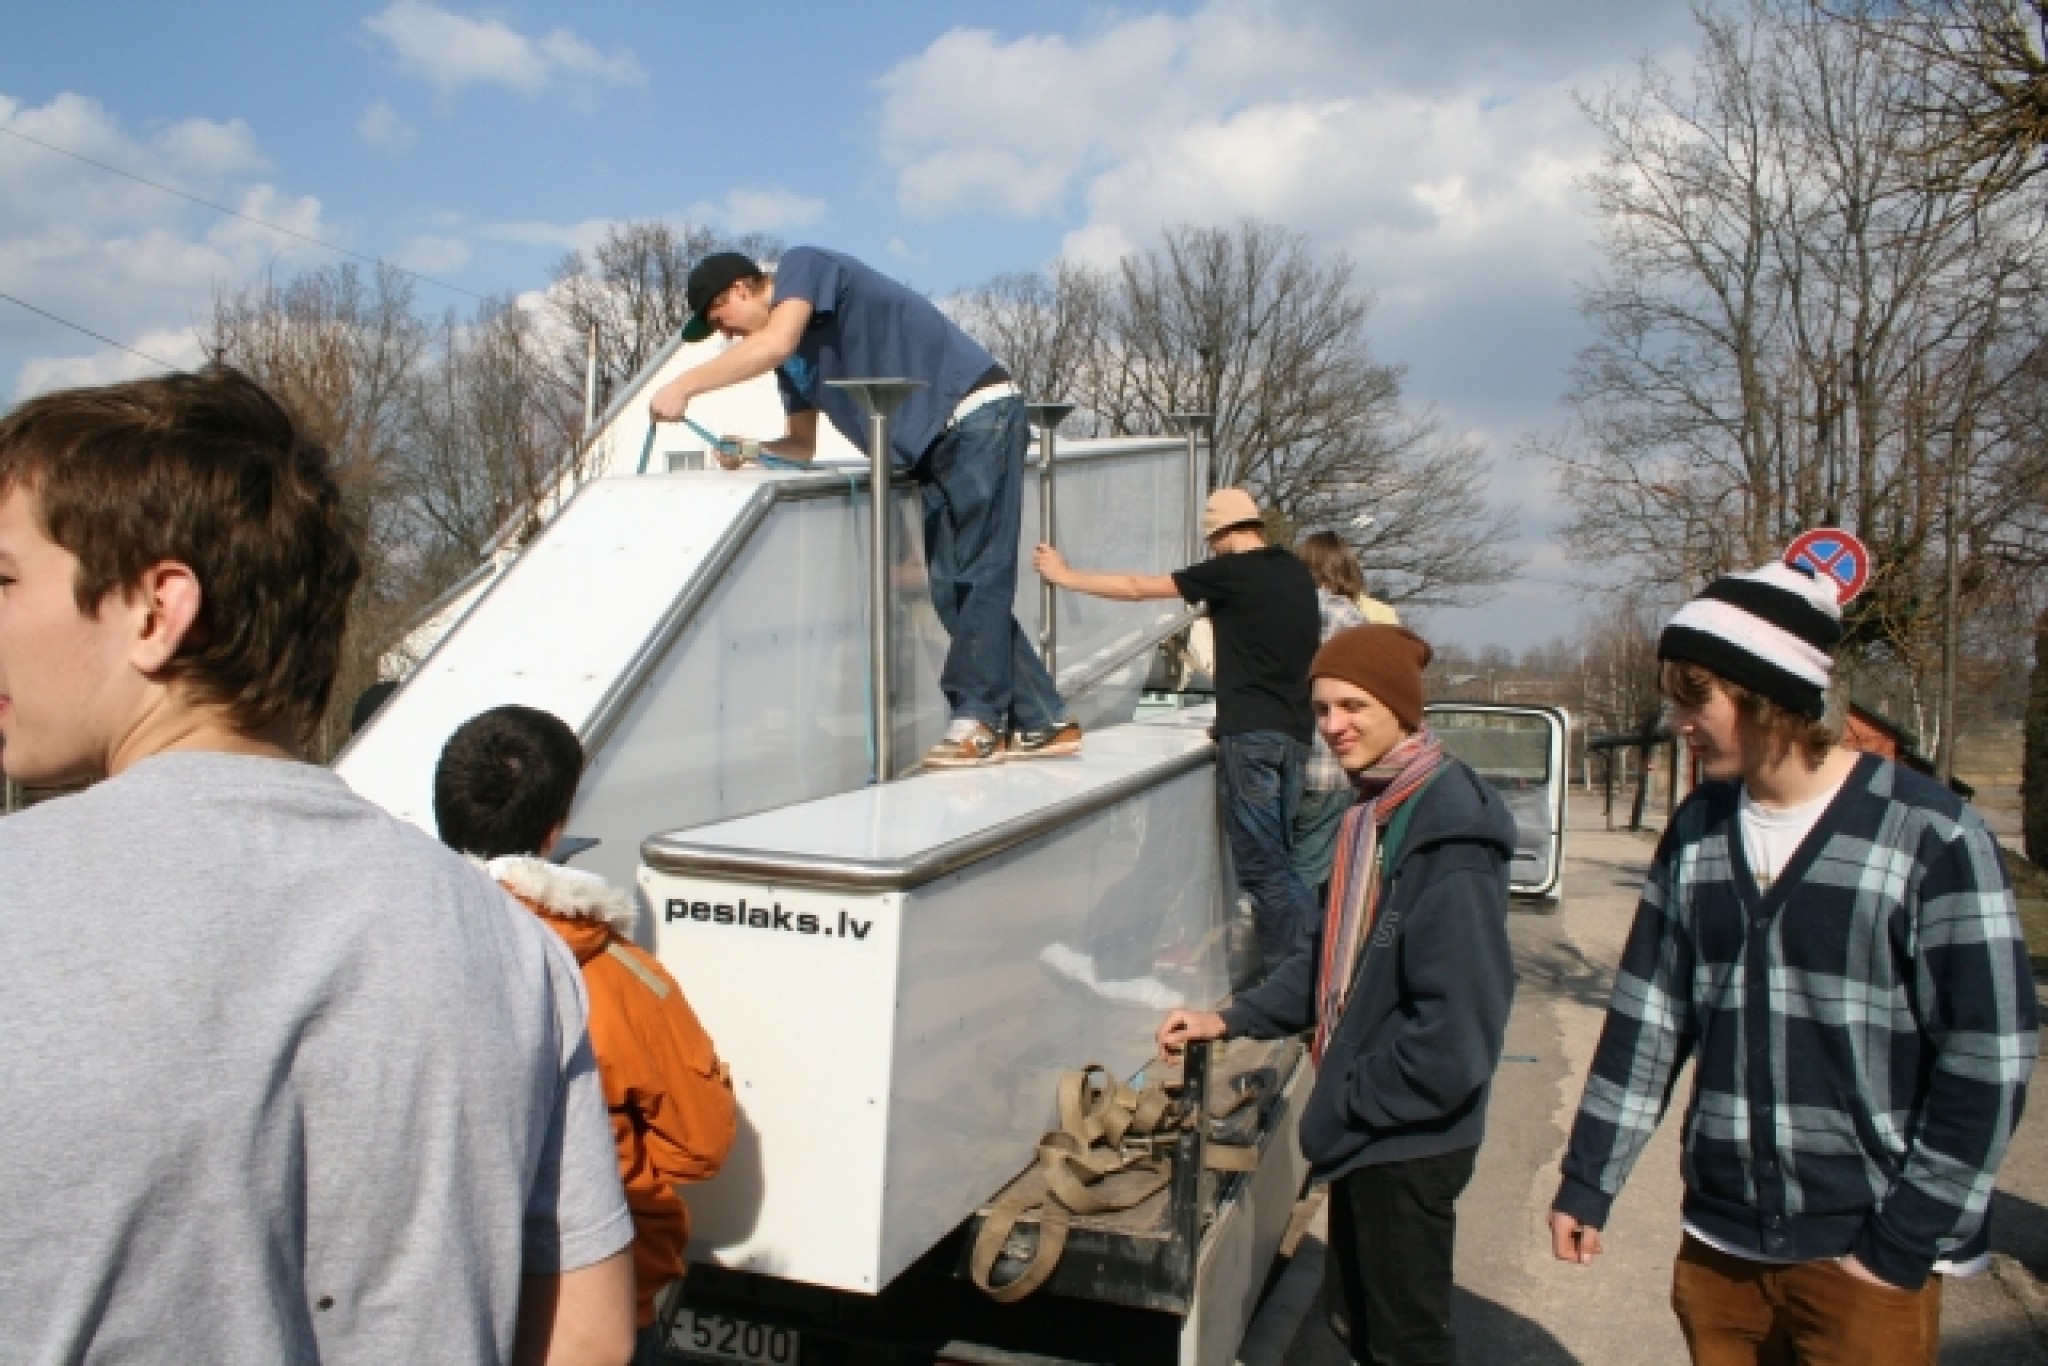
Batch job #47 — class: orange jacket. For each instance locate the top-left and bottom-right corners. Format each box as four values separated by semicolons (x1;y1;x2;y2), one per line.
492;857;736;1327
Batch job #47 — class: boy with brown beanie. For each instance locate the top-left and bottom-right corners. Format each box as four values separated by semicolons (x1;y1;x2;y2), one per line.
1160;624;1518;1365
1548;562;2036;1365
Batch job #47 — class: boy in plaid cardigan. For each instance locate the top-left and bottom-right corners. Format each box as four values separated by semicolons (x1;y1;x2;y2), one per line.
1549;562;2037;1364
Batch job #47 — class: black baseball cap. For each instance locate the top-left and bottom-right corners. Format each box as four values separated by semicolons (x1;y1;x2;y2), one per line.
681;252;764;343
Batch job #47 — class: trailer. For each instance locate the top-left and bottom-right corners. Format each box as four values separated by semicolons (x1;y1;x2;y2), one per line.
634;711;1311;1365
335;347;1576;1362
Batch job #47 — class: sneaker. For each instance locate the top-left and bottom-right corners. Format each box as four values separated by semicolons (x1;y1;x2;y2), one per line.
1092;973;1186;1010
925;719;1001;768
1038;942;1098;986
1005;720;1083;760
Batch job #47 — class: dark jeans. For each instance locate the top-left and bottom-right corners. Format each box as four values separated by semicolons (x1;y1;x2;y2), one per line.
1216;731;1318;970
912;395;1065;733
1292;785;1354;899
1324;1147;1478;1366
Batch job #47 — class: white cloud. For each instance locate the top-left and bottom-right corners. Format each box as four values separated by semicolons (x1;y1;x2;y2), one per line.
482;216;617;255
395;234;470;273
358;100;415;151
15;326;206;397
156;118;268;176
365;2;644;96
685;186;828;235
487;188;828;261
876;0;1699;647
0;92;346;399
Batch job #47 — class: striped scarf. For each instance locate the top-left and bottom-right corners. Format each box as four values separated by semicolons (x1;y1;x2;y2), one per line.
1312;727;1447;1063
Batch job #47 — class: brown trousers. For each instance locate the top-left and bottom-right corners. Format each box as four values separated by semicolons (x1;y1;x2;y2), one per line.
1671;1236;1942;1366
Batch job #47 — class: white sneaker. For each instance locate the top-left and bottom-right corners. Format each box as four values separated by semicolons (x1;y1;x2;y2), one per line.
1039;942;1098;986
926;719;1001;768
1092;974;1186;1010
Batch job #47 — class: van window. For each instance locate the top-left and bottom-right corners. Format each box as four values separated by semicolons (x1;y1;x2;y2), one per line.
1431;711;1551;787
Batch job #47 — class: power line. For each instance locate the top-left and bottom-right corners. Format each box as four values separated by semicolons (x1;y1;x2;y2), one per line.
0;291;180;371
0;124;487;302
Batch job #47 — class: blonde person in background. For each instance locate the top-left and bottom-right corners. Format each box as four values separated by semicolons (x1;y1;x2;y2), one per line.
1300;529;1400;627
1293;533;1394;896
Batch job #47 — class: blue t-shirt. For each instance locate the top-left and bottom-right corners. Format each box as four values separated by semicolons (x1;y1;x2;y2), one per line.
771;246;1000;468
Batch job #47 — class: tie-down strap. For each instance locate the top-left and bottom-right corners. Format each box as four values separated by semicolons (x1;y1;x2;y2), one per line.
968;1046;1276;1302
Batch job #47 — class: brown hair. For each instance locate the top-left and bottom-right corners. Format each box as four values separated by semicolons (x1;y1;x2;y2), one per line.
1660;660;1837;768
1298;531;1365;598
0;365;364;739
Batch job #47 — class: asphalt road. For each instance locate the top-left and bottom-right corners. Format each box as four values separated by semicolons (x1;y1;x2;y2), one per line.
1238;797;2048;1365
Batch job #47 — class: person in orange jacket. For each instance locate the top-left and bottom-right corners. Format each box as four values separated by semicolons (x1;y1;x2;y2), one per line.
435;704;737;1361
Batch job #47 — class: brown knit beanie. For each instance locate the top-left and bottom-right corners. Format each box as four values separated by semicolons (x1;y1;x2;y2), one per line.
1309;625;1433;730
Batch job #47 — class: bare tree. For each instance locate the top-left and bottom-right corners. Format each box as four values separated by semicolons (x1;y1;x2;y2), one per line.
952;222;1517;607
1553;1;2047;768
207;269;595;756
547;220;784;421
943;263;1111;432
205;263;430;759
395;298;584;577
1823;0;2048;200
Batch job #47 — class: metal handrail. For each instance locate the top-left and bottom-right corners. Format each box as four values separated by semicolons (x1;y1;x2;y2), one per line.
1027;435;1183;469
1058;606;1204;701
640;742;1212;891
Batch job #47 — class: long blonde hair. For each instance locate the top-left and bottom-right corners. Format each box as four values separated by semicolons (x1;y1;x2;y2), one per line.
1298;531;1365;598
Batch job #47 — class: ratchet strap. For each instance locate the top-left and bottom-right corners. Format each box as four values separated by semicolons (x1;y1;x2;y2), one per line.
968;1044;1277;1302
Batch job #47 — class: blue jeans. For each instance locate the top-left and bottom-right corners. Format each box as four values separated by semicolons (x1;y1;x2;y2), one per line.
912;396;1065;732
1292;786;1354;899
1217;731;1319;970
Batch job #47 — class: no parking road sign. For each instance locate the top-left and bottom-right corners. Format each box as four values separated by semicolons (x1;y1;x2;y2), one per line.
1784;527;1870;604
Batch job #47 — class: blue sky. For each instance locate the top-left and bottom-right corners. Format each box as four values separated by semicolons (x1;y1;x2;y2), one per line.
2;0;1700;650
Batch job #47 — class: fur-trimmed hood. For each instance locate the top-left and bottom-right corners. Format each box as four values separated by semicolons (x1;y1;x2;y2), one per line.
484;855;639;937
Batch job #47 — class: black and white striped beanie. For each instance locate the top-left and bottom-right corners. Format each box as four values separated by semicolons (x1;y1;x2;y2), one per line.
1657;562;1844;720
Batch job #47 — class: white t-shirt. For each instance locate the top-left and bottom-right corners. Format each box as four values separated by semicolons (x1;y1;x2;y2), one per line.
1685;771;1986;1277
1737;783;1835;893
0;752;633;1362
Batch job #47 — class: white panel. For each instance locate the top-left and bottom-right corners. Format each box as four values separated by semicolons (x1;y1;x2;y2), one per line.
1018;440;1193;701
637;879;902;1292
567;485;950;893
338;476;759;834
636;723;1234;1292
879;761;1229;1284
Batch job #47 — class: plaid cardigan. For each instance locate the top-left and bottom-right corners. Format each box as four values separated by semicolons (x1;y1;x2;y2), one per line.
1554;754;2038;1289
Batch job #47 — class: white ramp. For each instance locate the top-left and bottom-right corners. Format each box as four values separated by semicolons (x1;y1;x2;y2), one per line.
339;444;1194;897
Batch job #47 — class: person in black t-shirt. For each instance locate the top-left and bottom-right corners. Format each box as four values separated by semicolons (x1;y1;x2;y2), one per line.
1034;487;1321;972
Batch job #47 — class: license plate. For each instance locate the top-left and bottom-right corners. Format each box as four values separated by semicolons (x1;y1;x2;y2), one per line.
665;1308;801;1366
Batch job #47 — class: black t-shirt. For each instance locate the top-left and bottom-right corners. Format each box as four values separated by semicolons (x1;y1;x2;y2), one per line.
1173;545;1320;741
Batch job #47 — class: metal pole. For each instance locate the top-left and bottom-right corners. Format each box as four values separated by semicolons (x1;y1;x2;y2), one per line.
826;379;924;783
3;776;19;817
582;323;599;437
1167;412;1213;562
1026;402;1076;680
